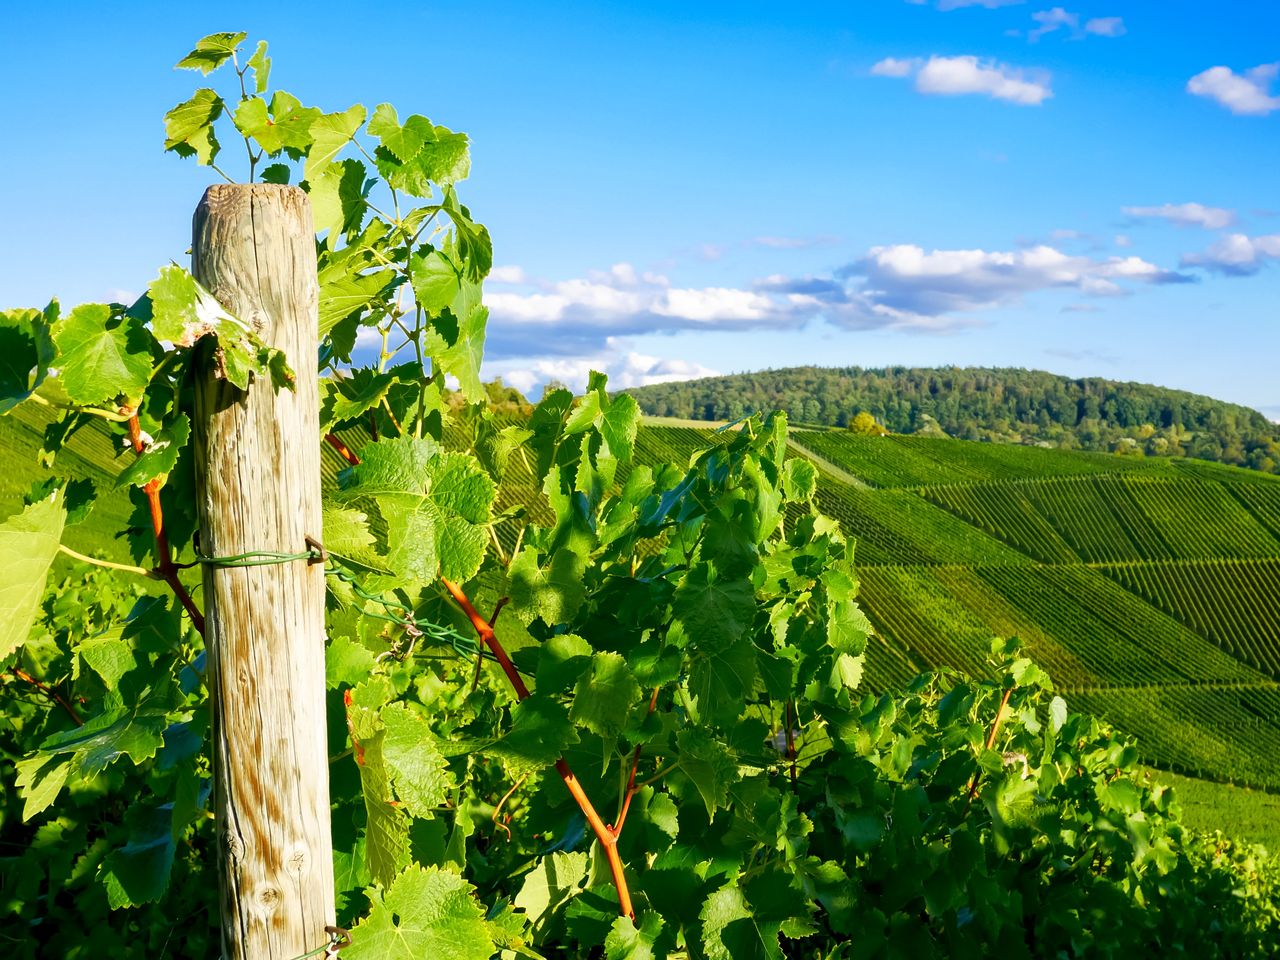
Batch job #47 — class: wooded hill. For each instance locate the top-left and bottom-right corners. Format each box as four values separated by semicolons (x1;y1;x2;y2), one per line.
623;366;1280;474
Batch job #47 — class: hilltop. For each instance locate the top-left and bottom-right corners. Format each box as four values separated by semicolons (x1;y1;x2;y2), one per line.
623;366;1280;475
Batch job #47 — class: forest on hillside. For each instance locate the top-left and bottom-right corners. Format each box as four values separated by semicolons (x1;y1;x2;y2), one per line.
624;366;1280;474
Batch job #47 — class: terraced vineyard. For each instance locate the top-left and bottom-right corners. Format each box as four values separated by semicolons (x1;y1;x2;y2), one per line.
783;428;1280;790
12;411;1280;797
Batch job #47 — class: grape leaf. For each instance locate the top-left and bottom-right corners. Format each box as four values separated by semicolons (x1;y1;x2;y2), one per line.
175;32;246;74
571;652;641;741
246;40;270;92
345;864;495;960
14;755;70;821
307;158;368;241
381;703;453;818
0;305;55;413
163;88;224;164
700;884;781;960
0;497;66;659
687;636;758;727
671;566;755;651
53;303;152;405
487;696;578;778
676;729;739;818
605;912;666;960
306;104;367;179
99;801;177;908
508;546;587;627
514;851;588;932
115;414;189;489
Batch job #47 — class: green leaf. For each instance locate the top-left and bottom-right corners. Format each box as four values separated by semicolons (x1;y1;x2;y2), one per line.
339;439;494;584
163;88;224;164
514;851;588;932
0;305;55;413
687;636;758;727
246;39;270;92
571;652;641;741
326;370;398;429
676;729;739;818
381;703;453;817
488;696;578;777
408;248;461;316
116;414;189;489
700;884;782;960
326;635;377;689
605;912;665;960
783;458;817;501
175;32;246;73
508;547;587;627
14;754;70;821
307;158;368;240
322;505;392;574
305;104;367;179
78;632;140;689
99;801;177;908
368;104;471;195
535;633;593;695
672;566;755;652
826;598;871;656
53;303;152;405
0;497;66;659
347;865;495;960
600;392;641;462
39;706;167;775
1049;695;1068;733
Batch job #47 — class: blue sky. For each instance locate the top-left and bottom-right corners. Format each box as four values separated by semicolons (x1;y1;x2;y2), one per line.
1;1;1277;413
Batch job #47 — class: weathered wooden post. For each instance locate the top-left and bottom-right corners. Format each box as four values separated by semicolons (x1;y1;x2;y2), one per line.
191;184;336;959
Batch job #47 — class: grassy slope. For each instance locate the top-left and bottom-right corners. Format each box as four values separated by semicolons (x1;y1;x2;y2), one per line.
7;407;1279;833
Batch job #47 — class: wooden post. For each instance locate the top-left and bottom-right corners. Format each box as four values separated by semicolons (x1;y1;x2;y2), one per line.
191;184;335;960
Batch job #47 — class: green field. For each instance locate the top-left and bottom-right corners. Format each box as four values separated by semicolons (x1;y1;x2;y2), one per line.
10;410;1280;824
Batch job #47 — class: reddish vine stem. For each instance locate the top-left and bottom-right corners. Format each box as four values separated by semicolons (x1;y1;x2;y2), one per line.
612;685;660;839
324;432;360;466
10;667;83;726
441;576;636;922
967;685;1015;801
128;416;205;635
327;433;637;919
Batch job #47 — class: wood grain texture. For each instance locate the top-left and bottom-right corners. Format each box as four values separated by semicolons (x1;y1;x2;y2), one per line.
191;184;336;960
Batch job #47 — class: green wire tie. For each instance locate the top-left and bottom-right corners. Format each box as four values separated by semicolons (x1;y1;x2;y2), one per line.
195;537;499;666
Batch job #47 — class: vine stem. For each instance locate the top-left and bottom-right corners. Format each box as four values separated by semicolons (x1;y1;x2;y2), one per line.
10;667;83;726
967;685;1015;801
612;685;660;838
58;544;157;579
323;432;636;920
440;576;636;923
128;416;205;634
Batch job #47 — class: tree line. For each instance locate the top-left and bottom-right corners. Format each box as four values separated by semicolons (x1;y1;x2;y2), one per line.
623;366;1280;474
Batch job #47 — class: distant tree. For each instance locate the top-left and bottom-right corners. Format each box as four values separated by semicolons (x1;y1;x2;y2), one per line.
849;411;887;435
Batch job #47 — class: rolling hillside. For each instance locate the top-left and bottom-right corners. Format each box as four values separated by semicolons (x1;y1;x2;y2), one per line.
623;366;1280;475
7;405;1280;828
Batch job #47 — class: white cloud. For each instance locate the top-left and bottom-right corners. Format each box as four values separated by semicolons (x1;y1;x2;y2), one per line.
490;346;720;399
488;265;527;284
481;242;1189;365
1122;202;1236;230
1181;233;1280;275
1114;234;1132;247
877;55;1052;105
871;57;919;78
1187;63;1280;116
1029;7;1077;41
1084;16;1125;36
842;243;1188;315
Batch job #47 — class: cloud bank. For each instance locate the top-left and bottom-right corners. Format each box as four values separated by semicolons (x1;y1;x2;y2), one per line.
872;55;1052;105
1187;63;1280;116
1181;233;1280;275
